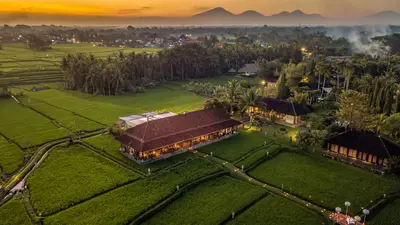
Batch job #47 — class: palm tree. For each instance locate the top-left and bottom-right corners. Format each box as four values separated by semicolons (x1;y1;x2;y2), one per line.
224;80;241;114
239;88;259;124
343;65;354;91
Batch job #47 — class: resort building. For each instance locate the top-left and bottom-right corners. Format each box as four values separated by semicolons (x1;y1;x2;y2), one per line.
116;109;242;163
116;112;177;129
238;63;258;77
248;98;311;125
325;131;400;171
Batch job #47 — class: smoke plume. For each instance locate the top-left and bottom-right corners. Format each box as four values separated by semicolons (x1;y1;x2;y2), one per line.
347;26;392;57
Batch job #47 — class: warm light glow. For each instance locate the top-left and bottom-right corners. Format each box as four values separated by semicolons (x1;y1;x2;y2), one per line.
0;0;394;19
261;80;266;85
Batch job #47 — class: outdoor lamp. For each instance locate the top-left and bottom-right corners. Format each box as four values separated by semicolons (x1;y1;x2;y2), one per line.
335;207;342;222
362;209;370;224
345;201;351;216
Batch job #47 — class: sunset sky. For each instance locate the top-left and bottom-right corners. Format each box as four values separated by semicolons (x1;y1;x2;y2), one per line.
0;0;399;21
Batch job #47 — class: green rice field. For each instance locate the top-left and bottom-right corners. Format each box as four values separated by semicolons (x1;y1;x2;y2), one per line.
19;98;105;132
0;196;32;225
235;144;281;169
143;176;266;225
370;199;400;225
44;158;222;225
0;99;68;148
27;144;140;216
198;129;272;162
0;43;161;86
0;135;23;175
228;195;325;225
19;84;205;125
249;152;400;214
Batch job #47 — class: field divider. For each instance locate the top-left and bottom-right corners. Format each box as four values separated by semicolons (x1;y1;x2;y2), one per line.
232;141;274;165
243;145;287;172
40;176;142;217
0;129;106;202
37;100;107;126
220;192;269;225
192;150;333;222
358;191;400;220
79;141;147;176
130;171;229;225
22;189;41;224
246;172;334;215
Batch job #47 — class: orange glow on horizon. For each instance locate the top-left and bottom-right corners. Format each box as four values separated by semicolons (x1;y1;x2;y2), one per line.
0;0;398;19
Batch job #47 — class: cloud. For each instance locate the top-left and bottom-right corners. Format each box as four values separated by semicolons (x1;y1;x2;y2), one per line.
193;6;212;12
0;7;35;23
117;7;152;15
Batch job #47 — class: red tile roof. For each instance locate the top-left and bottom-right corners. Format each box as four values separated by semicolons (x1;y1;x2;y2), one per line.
116;109;242;152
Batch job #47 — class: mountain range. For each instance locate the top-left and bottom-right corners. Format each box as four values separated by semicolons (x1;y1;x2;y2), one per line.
2;7;400;26
188;8;400;25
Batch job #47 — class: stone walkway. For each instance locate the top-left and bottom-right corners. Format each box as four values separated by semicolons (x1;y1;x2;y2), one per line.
192;150;332;219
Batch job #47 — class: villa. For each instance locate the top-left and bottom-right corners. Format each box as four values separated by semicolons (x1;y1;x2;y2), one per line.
325;131;400;171
248;97;311;125
116;109;242;163
238;63;258;77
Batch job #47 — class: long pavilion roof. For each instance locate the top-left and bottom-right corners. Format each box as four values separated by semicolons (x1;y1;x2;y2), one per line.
259;98;311;116
326;131;400;158
116;108;242;152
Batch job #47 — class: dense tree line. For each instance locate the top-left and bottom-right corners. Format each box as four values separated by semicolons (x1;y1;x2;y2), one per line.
61;43;303;95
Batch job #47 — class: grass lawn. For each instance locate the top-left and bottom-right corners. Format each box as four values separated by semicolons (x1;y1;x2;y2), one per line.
198;129;272;162
21;84;205;125
27;144;140;216
0;196;32;225
228;195;325;225
0;99;68;148
44;158;222;225
84;134;195;173
249;152;400;214
0;136;24;175
235;145;281;169
143;176;266;225
261;123;299;144
370;199;400;225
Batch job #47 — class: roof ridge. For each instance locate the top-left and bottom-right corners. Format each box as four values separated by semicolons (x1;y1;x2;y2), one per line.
325;130;349;140
145;118;233;142
290;101;297;116
378;135;392;158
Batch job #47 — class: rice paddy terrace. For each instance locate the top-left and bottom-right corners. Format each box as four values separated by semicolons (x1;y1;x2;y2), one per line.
0;43;160;86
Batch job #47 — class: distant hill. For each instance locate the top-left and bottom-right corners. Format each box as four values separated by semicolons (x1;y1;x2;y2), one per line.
190;8;328;25
237;10;265;18
193;7;235;18
361;11;400;24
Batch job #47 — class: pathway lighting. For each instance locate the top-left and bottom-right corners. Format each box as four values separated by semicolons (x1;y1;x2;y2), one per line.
362;209;370;224
335;207;342;222
345;201;351;216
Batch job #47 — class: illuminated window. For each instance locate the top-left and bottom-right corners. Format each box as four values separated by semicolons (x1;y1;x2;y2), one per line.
330;144;339;152
372;156;377;164
339;146;347;155
362;153;368;161
348;149;357;158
